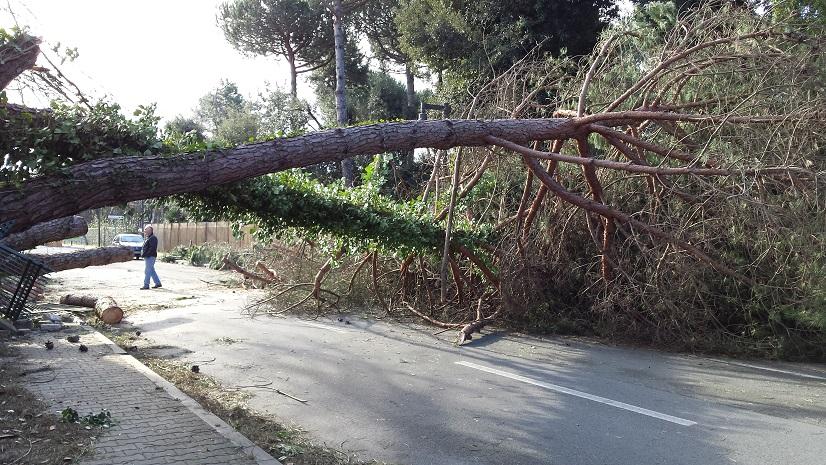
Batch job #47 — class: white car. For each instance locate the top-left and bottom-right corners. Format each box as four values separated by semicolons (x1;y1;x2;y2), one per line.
112;233;144;259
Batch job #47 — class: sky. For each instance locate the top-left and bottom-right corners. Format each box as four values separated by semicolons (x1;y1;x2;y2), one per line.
1;0;309;121
2;0;632;123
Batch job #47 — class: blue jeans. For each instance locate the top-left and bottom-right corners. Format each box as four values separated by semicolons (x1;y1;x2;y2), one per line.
143;256;161;288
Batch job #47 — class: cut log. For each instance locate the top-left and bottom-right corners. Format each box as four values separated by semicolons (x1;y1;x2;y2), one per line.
60;294;123;324
27;247;133;272
0;216;88;251
94;296;123;324
59;294;98;307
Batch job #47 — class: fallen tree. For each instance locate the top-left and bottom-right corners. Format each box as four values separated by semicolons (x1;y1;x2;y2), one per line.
0;32;39;91
27;247;133;272
2;4;825;357
0;117;580;234
0;216;87;251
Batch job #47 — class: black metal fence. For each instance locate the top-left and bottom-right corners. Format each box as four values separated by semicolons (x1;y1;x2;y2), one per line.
0;242;50;321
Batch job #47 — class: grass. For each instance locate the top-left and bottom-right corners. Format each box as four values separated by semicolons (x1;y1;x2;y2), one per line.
100;328;387;465
0;345;97;464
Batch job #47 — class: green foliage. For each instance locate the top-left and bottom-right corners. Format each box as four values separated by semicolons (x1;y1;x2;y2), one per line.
169;243;240;269
396;0;618;89
314;70;409;126
193;80;247;134
175;167;489;255
359;72;409;121
170;244;209;267
163;116;206;141
0;26;29;46
0;99;161;184
772;0;826;23
218;0;332;95
60;408;114;427
185;80;311;146
215;108;261;145
257;84;311;135
358;0;411;65
309;39;370;124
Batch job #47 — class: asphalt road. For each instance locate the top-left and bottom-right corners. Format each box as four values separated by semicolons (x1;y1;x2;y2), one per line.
48;259;826;465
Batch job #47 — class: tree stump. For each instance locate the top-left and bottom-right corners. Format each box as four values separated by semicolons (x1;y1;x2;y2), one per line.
60;294;123;324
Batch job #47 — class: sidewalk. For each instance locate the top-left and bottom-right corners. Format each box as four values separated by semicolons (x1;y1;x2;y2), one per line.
14;328;280;465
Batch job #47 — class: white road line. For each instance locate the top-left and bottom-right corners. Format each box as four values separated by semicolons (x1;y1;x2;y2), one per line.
455;361;697;427
296;321;348;333
710;359;826;381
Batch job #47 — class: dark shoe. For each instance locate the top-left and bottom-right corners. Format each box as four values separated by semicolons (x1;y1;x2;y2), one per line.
140;286;150;290
152;284;162;289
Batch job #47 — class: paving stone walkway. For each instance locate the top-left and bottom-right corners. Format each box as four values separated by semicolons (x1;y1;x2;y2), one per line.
15;329;278;465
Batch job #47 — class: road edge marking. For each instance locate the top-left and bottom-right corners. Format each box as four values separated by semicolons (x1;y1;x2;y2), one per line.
708;359;826;381
456;360;697;427
296;320;348;333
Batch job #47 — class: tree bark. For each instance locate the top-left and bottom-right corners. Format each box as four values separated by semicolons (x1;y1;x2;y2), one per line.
440;149;463;303
405;63;416;118
0;216;87;251
333;0;355;186
286;51;298;98
60;294;99;308
94;296;124;324
0;35;40;91
0;118;577;234
27;247;133;272
400;63;417;169
60;294;123;324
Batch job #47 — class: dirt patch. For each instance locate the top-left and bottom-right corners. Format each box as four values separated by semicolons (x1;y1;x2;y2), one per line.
125;303;173;312
0;346;97;464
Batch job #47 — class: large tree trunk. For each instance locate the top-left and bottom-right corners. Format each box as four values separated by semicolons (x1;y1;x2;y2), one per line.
405;63;416;118
0;216;87;251
0;35;40;91
401;63;417;169
0;118;576;234
333;0;355;187
27;247;133;272
286;51;298;98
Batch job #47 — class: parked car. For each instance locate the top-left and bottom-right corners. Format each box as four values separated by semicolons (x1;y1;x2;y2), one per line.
112;233;144;259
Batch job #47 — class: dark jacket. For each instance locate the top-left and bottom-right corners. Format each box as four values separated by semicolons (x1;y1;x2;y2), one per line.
142;234;158;258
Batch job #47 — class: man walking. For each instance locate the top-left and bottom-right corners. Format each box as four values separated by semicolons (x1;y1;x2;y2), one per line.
140;225;162;290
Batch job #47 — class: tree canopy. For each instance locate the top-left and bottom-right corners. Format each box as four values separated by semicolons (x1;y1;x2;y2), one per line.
218;0;332;97
395;0;618;87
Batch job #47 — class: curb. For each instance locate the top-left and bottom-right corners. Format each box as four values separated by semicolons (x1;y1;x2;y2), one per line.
91;330;281;465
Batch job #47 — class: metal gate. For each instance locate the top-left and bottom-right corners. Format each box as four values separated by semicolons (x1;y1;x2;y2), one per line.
0;223;51;321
